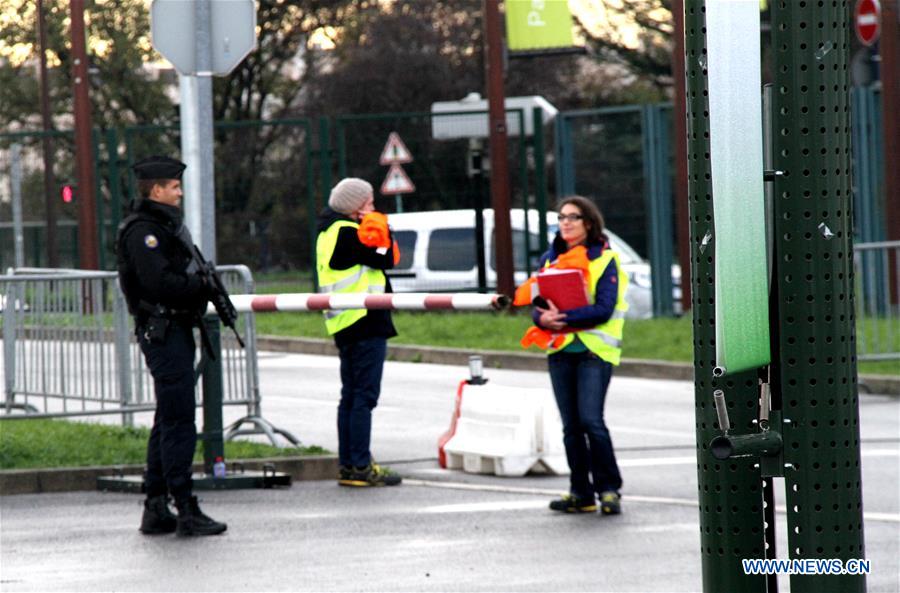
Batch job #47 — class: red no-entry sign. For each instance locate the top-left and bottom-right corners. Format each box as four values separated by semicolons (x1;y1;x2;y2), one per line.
855;0;882;47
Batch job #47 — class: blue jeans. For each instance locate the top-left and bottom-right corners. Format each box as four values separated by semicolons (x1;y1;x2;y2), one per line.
548;350;622;500
337;337;387;468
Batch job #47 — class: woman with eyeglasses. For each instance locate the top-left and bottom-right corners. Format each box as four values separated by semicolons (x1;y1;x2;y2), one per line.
534;195;629;516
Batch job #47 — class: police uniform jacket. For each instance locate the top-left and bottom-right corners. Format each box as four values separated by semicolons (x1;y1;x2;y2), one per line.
116;199;208;325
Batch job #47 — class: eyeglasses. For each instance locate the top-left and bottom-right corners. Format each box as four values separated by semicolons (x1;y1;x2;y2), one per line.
557;214;584;223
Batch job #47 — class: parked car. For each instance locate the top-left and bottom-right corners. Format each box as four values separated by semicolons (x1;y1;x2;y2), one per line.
386;209;679;319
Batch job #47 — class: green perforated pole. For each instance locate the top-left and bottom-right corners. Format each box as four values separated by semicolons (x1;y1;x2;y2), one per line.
685;2;767;591
771;2;866;592
201;315;225;475
687;1;866;591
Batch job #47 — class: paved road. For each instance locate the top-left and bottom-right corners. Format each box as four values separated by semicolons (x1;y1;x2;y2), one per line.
1;353;898;592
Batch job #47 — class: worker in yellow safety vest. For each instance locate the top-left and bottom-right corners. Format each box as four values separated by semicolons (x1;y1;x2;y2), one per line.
527;196;628;516
315;178;402;488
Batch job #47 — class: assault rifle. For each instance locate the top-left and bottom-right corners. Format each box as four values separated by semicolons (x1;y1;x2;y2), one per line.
192;245;245;349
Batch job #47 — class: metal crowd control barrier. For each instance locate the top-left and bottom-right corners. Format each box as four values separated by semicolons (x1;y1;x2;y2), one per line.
1;266;297;447
854;241;900;363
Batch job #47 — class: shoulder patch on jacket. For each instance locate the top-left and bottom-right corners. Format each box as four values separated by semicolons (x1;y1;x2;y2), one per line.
144;234;159;249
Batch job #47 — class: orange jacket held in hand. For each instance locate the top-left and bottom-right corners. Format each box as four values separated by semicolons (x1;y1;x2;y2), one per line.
513;245;591;306
358;212;401;265
520;326;567;350
513;245;591;349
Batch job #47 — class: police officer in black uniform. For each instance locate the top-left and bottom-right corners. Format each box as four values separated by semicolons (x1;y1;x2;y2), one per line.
117;156;226;537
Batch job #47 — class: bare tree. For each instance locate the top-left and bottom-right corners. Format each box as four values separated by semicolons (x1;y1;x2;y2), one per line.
573;0;675;96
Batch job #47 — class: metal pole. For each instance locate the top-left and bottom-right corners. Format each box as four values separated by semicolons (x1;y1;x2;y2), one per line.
771;2;866;590
180;74;200;236
684;1;767;590
671;0;692;313
762;477;778;593
642;105;674;317
180;0;217;260
201;315;225;474
879;0;900;305
37;0;59;268
474;175;487;292
3;277;17;413
113;284;134;427
10;144;25;269
532;107;548;255
483;0;514;297
70;0;99;270
106;129;122;233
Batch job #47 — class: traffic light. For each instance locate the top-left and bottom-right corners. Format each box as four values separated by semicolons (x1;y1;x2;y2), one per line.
61;184;75;203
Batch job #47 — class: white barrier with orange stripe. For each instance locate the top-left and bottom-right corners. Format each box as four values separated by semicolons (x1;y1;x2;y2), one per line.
213;293;510;314
441;382;569;477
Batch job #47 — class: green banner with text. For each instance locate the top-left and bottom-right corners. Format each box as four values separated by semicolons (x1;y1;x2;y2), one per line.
505;0;574;51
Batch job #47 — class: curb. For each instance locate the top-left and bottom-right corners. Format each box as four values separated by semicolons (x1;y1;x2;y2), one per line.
4;339;896;496
256;336;899;393
256;336;696;381
0;455;338;496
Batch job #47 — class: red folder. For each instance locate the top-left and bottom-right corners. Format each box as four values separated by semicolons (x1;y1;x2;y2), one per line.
536;268;590;311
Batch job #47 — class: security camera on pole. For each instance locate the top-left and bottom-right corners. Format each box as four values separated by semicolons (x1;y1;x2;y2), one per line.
379;132;415;213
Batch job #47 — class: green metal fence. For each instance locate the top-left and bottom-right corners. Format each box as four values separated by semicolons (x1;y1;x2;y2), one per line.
121;119;317;271
554;89;885;317
334;109;530;212
330;108;549;291
851;87;885;244
554;104;676;316
1;130;85;270
1;93;886;291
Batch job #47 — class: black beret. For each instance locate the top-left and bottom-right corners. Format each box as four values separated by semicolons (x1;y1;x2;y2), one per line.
132;155;186;180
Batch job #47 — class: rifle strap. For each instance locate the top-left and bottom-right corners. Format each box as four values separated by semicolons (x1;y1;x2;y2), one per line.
194;351;209;385
197;319;217;362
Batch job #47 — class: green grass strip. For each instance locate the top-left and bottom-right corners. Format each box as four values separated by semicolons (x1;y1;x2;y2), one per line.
0;419;327;470
253;310;897;376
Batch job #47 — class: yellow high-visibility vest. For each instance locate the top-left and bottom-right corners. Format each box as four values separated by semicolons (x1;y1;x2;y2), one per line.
316;219;387;335
547;249;629;365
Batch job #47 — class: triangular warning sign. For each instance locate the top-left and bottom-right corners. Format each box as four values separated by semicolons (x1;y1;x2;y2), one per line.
380;164;415;195
379;132;413;165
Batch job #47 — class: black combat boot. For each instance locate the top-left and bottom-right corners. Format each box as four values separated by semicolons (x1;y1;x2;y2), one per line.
139;495;177;534
175;496;227;537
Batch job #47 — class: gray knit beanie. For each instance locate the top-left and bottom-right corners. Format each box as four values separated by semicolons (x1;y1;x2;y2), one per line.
328;178;373;215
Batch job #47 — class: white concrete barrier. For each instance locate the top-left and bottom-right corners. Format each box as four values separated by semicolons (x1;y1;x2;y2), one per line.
441;382;568;477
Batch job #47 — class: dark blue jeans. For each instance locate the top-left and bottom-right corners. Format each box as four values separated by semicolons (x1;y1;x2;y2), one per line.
548;350;622;500
139;322;197;501
337;337;387;468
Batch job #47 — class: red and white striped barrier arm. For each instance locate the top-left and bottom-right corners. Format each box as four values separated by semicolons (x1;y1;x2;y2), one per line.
216;293;511;314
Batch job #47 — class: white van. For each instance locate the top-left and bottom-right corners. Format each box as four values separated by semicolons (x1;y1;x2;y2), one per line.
386;209;667;319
